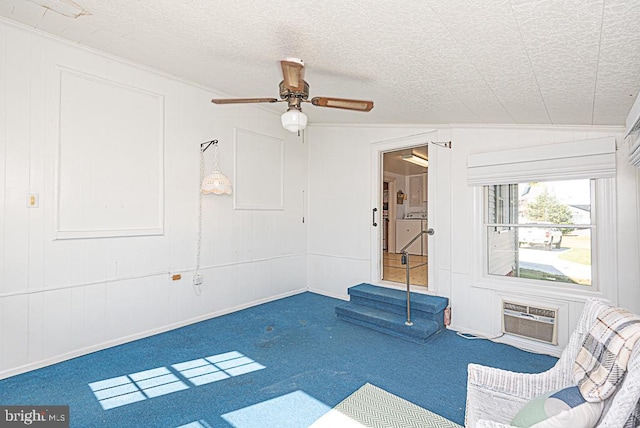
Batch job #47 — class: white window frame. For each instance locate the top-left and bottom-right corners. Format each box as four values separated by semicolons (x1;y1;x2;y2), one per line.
469;138;618;302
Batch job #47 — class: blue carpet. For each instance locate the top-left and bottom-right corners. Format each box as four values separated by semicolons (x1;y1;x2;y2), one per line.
0;292;557;427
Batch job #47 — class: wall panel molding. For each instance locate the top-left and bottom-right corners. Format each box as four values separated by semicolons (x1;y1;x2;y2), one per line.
54;68;165;239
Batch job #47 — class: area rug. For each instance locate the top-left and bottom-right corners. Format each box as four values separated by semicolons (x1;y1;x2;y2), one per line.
310;382;463;428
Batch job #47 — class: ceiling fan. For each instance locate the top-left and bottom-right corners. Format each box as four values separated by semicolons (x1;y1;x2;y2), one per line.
211;58;374;133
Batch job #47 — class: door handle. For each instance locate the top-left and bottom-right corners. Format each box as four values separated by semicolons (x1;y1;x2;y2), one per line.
427;228;435;235
372;208;378;227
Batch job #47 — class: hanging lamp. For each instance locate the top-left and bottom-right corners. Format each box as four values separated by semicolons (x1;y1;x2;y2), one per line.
200;140;232;195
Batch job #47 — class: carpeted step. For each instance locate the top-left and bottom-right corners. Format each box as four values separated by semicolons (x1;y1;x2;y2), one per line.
335;302;441;344
348;283;448;328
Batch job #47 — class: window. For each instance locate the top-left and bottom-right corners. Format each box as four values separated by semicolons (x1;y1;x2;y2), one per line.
485;179;593;286
468;136;617;295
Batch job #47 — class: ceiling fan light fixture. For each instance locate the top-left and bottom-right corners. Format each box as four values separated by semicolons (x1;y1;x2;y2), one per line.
402;154;429;168
280;108;308;132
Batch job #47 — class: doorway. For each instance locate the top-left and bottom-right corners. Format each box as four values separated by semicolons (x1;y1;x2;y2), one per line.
381;146;429;288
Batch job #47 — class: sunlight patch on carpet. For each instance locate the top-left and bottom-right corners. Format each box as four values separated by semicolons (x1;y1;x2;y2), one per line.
175;420;212;428
89;366;188;410
221;390;330;428
89;351;265;410
172;351;265;386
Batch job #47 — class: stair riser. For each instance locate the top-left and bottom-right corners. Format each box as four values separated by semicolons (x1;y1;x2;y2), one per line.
336;313;438;344
348;289;447;314
335;306;438;339
349;295;445;328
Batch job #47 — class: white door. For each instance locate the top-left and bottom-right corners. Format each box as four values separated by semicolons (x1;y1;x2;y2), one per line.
369;132;437;290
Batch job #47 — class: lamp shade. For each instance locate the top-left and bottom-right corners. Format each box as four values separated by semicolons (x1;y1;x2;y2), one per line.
280;109;308;132
201;171;233;195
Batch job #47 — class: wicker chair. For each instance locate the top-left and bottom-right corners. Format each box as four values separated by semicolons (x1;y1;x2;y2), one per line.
465;298;640;427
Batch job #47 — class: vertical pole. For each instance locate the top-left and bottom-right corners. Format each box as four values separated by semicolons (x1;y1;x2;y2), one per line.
405;251;413;326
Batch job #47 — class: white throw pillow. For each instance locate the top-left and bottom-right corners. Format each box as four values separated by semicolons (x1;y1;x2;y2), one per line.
511;386;603;428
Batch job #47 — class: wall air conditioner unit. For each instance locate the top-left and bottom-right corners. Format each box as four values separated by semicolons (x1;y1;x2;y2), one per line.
626;93;640;167
502;301;558;345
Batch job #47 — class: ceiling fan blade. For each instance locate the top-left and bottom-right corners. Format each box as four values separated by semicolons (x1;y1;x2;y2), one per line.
311;97;374;112
281;59;305;92
211;97;280;104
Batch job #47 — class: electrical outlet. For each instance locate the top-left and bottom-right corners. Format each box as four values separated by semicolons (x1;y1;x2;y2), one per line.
193;274;203;286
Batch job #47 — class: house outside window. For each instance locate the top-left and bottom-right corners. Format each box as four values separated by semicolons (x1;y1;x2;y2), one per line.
485;179;593;287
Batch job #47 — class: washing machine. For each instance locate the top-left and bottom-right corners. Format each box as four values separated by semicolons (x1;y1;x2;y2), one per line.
395;212;427;255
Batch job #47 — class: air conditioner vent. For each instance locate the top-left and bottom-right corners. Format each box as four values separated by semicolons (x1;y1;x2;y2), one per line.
502;300;558;345
529;307;556;318
503;302;528;313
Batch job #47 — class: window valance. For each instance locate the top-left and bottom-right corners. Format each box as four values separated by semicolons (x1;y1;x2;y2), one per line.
467;136;616;186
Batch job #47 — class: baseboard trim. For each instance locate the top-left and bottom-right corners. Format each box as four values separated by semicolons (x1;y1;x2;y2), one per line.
0;287;308;380
448;323;561;357
307;287;349;301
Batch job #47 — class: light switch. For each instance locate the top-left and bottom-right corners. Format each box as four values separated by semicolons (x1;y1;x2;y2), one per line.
27;194;39;208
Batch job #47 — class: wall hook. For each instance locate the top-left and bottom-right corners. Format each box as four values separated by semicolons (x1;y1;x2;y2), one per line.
200;139;218;152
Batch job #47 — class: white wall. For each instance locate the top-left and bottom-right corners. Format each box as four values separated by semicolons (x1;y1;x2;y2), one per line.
307;124;640;355
0;21;308;379
305;126;438;298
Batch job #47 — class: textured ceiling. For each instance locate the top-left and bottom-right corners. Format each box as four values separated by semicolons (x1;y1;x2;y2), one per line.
2;0;639;127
